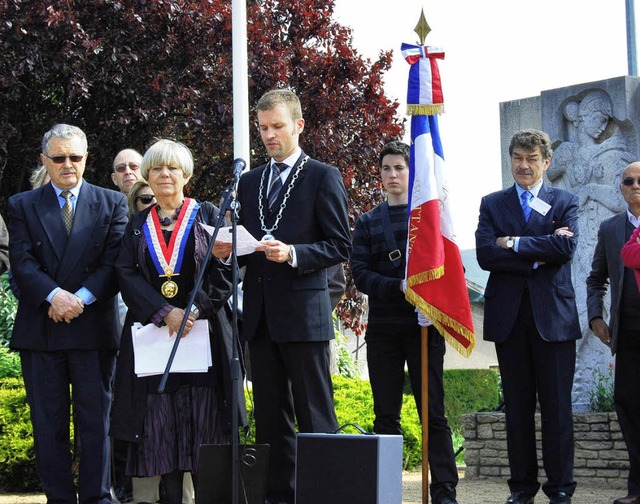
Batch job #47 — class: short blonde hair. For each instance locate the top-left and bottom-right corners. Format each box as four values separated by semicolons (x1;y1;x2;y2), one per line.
140;139;194;180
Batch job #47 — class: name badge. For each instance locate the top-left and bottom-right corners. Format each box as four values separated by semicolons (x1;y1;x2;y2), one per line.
530;196;551;216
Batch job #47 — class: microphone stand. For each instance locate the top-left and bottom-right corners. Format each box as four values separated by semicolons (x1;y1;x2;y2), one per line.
158;159;245;504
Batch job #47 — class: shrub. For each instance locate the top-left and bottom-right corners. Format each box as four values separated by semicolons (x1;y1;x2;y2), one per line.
589;362;615;412
0;346;21;379
443;369;501;434
0;272;17;348
0;377;40;492
332;375;423;470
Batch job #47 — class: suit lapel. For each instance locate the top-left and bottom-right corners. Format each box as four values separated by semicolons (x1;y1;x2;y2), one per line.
503;185;526;226
34;184;66;262
612;212;629;293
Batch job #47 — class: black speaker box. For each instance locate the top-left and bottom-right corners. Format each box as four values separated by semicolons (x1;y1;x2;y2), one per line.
195;444;269;504
295;433;403;504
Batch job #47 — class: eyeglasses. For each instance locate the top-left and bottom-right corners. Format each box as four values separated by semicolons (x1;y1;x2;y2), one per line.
43;153;84;164
622;178;640;186
115;163;141;173
136;194;155;204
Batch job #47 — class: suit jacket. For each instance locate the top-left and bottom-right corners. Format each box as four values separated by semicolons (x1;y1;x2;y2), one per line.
237;152;351;343
586;211;629;355
476;183;581;343
7;181;128;351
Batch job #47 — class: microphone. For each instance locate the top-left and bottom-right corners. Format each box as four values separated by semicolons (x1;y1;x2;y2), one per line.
233;158;246;178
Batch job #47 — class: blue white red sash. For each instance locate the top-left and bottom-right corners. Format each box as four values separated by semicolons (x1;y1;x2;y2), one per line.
143;198;200;279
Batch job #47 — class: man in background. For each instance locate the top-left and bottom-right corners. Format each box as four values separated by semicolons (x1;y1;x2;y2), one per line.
587;161;640;504
111;148;142;195
8;124;127;503
475;129;580;504
350;141;458;504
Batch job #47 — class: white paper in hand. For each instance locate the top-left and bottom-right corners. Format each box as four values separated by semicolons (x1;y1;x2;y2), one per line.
132;320;212;377
202;223;260;256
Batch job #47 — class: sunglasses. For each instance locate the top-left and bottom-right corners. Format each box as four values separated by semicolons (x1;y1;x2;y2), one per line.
136;194;155;205
44;153;84;164
622;178;640;186
115;163;141;173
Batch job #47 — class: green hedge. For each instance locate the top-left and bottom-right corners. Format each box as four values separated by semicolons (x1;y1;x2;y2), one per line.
0;378;40;492
0;272;17;348
0;369;501;491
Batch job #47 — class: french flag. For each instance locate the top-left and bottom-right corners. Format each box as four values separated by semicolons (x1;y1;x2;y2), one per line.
403;47;475;356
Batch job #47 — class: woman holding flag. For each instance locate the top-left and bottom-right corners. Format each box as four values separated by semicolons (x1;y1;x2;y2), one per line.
111;139;244;504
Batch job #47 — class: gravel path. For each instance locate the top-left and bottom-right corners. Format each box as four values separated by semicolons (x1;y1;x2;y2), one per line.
0;471;627;503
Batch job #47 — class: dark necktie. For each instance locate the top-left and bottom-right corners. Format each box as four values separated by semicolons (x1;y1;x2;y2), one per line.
61;190;73;234
521;190;532;222
268;163;287;209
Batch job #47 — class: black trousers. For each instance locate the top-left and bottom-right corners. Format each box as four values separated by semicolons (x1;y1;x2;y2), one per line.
249;320;338;504
495;292;576;498
366;323;458;494
615;328;640;495
21;349;116;504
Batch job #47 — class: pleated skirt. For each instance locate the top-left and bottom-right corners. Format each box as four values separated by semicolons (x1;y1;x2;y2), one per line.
127;385;229;477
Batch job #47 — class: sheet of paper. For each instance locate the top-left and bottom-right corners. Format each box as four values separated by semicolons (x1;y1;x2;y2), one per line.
201;223;260;256
132;320;212;377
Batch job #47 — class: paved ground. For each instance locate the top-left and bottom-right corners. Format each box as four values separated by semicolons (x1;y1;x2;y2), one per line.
402;471;625;503
0;471;627;503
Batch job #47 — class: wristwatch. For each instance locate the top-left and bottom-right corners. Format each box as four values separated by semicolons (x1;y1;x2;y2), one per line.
189;304;200;319
506;237;515;249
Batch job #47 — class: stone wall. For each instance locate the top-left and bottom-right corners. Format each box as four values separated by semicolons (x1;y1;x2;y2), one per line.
462;412;627;489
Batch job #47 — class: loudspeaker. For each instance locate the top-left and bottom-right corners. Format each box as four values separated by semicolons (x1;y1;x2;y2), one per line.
295;433;403;504
196;444;269;504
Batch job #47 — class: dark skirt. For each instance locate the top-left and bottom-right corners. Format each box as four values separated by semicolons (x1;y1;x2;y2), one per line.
127;385;229;477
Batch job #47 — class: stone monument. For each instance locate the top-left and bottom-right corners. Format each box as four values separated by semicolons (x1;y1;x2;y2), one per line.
499;76;640;411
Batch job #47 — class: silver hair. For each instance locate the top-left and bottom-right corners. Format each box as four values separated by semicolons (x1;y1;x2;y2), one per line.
41;124;88;154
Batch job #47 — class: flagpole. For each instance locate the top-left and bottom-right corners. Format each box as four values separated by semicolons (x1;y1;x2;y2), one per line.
231;1;249;503
421;326;430;503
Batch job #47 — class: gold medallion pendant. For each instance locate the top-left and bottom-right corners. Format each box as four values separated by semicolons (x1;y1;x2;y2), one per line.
161;278;179;298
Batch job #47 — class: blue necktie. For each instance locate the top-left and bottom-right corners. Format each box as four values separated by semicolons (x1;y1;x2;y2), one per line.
521;190;532;222
268;163;287;209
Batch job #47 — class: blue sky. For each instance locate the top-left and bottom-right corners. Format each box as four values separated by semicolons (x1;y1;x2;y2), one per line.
333;0;630;248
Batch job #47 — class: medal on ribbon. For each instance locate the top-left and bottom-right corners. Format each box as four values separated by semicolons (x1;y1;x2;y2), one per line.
143;198;200;298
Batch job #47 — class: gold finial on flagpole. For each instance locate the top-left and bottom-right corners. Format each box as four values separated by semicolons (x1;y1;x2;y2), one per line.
414;8;431;45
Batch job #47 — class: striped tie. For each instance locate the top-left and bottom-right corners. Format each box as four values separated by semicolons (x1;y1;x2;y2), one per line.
61;190;73;234
268;163;287;209
521;190;532;222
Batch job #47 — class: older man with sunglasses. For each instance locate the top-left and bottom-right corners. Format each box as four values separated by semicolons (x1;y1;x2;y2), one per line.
587;162;640;504
7;124;128;504
111;148;143;195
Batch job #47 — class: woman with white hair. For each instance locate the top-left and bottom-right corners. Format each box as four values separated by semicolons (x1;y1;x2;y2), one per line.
111;139;245;503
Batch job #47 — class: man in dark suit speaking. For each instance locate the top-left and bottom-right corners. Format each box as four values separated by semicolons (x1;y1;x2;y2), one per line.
7;124;128;504
214;89;351;504
475;129;581;504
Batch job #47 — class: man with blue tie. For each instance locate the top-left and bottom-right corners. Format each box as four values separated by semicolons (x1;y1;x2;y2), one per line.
475;129;581;504
7;124;128;504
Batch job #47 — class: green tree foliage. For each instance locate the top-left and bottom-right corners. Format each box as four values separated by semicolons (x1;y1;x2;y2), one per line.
0;0;403;333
